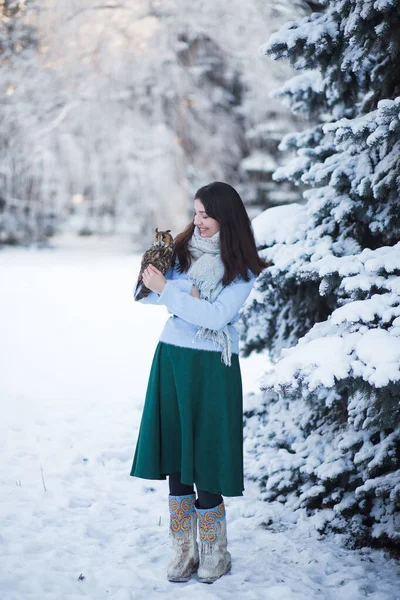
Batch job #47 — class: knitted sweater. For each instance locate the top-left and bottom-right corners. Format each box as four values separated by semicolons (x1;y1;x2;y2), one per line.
134;259;256;356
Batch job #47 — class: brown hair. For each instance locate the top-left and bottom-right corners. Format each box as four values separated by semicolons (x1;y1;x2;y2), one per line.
173;181;270;286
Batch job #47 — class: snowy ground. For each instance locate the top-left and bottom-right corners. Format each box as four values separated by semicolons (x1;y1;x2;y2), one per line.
1;237;399;600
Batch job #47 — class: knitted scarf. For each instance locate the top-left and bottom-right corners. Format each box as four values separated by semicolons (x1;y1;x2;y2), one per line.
186;225;233;366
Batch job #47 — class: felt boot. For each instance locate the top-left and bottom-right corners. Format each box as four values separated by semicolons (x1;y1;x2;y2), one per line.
195;499;232;584
167;493;199;582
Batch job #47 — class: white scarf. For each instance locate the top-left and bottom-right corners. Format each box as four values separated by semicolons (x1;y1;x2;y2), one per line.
186;226;233;366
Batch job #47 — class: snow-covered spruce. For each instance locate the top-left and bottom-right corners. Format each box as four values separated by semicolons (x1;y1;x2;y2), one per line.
239;0;400;550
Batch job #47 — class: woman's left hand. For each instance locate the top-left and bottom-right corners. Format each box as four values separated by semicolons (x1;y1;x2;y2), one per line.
142;264;167;294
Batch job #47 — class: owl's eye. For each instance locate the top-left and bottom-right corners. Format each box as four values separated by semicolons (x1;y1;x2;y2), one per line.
162;236;166;241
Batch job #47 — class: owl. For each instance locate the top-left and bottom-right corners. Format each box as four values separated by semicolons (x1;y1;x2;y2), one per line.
134;228;175;301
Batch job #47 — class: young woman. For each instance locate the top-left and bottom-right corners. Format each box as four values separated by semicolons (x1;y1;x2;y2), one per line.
130;181;268;584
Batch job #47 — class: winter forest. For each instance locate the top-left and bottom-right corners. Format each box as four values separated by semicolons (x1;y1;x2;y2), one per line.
0;0;307;245
1;0;400;598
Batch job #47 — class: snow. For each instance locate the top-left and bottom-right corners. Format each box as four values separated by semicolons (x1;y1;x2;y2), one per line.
262;13;339;62
241;152;277;173
252;203;308;247
263;317;400;392
264;335;351;391
1;240;399;600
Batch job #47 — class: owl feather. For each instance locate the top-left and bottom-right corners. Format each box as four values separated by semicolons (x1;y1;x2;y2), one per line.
134;228;175;301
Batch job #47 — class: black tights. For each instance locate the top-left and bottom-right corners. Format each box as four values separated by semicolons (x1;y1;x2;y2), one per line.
168;471;223;509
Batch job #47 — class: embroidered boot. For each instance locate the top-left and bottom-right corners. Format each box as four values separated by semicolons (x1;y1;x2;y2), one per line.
195;499;232;584
167;494;199;582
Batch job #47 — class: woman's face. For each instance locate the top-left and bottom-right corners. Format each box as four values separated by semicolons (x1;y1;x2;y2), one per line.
193;198;220;238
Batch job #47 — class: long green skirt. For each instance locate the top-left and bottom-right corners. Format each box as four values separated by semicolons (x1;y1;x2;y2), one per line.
130;341;244;497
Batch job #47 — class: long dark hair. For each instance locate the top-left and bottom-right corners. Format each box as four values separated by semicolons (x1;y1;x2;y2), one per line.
173;181;270;285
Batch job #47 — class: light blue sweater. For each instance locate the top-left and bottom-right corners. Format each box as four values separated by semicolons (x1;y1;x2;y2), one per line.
135;259;256;356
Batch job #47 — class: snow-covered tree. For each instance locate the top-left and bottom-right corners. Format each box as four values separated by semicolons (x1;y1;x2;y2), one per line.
237;2;326;217
240;0;400;550
0;0;37;56
0;1;46;245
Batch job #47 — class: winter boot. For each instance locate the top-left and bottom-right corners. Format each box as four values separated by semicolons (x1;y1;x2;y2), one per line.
167;493;199;582
195;499;232;584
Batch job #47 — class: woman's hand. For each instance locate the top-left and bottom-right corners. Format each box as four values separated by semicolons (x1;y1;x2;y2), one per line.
190;285;201;298
142;264;167;294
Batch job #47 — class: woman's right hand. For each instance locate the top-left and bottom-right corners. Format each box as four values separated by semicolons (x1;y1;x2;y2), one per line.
190;285;201;298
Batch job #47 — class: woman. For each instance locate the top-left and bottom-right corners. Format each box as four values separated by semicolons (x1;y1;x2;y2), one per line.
130;181;268;584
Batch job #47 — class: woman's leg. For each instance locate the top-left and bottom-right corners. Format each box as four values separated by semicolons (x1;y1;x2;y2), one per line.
168;475;222;506
168;471;195;496
196;488;222;509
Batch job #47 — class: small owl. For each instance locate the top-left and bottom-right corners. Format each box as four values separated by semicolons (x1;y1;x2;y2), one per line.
134;228;175;301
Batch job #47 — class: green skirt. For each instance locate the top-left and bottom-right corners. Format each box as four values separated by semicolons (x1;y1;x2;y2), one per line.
130;341;244;497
